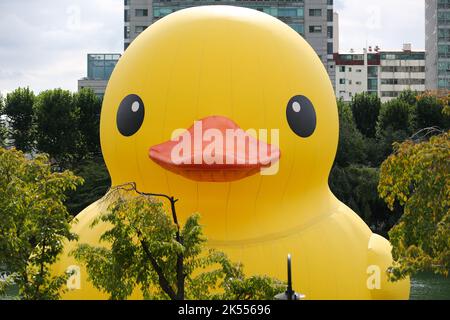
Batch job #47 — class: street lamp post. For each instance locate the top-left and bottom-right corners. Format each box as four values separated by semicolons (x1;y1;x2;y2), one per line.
274;254;306;300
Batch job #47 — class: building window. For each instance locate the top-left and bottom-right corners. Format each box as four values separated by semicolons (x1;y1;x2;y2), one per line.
87;54;121;81
438;28;450;42
135;9;148;17
299;8;304;18
438;11;450;24
368;66;378;78
262;7;277;16
124;9;129;22
380;79;425;85
327;9;333;22
356;81;362;85
438;44;450;58
289;23;304;35
438;61;450;75
381;91;400;98
381;66;425;72
384;54;397;60
327;26;333;39
135;25;147;34
339;79;346;84
438;78;450;89
124;26;130;39
309;9;322;17
154;7;173;18
339;66;345;72
327;42;333;54
278;8;299;17
368;79;378;91
356;69;362;72
309;25;322;33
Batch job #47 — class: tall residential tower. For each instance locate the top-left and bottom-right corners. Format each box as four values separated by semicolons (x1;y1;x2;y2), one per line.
425;0;450;90
124;0;335;83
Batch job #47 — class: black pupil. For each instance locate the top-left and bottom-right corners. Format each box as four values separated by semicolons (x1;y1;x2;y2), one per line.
286;95;317;138
117;94;145;137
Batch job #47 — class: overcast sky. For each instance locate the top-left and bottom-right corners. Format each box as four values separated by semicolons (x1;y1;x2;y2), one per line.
0;0;425;95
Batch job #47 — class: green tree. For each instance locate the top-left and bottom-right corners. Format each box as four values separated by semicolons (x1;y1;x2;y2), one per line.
65;156;111;215
378;131;449;280
377;99;413;135
398;89;419;107
3;87;35;152
73;186;285;300
376;98;414;160
350;93;381;138
334;100;366;167
415;94;450;131
74;88;102;156
0;147;83;299
34;89;78;168
330;165;397;235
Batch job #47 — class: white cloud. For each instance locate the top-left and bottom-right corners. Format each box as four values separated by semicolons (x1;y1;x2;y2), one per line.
335;0;425;52
0;0;123;95
0;0;425;95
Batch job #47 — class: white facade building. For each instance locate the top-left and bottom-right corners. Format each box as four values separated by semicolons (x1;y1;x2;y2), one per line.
335;44;425;102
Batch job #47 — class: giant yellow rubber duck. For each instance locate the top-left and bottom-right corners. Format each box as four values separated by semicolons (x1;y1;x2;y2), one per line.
54;6;410;299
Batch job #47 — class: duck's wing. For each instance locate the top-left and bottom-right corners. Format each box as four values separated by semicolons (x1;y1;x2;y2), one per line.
367;233;410;300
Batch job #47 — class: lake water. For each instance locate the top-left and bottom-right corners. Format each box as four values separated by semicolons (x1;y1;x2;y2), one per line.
409;273;450;300
1;273;449;300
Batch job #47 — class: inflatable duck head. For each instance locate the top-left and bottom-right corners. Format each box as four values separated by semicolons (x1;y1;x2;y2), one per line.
100;5;338;242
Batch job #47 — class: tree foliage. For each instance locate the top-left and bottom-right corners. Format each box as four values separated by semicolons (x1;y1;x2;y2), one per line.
334;100;366;167
3;87;35;152
0;147;83;299
330;165;398;235
415;94;450;131
65;156;111;215
376;98;415;160
73;188;285;300
34;89;79;167
378;131;450;280
74;88;102;156
377;99;413;135
350;93;381;138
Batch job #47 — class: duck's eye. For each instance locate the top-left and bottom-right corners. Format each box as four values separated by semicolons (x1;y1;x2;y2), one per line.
286;95;316;138
116;94;145;137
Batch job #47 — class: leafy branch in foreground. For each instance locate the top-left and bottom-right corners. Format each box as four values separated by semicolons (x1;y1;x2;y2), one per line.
0;147;83;299
72;186;284;300
378;131;449;280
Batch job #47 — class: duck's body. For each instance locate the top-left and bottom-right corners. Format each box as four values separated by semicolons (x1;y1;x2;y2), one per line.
54;6;410;299
57;188;408;299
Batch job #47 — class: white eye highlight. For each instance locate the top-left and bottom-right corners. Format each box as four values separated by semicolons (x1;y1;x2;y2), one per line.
292;101;301;113
131;101;140;113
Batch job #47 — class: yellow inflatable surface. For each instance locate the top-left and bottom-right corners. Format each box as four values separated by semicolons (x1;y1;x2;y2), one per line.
54;6;410;299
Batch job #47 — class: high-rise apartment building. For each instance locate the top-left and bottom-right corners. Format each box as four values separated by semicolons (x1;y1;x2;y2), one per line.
425;0;450;90
124;0;153;51
124;0;335;84
335;44;425;103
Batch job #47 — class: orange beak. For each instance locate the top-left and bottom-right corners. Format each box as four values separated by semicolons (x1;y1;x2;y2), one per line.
149;116;280;182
